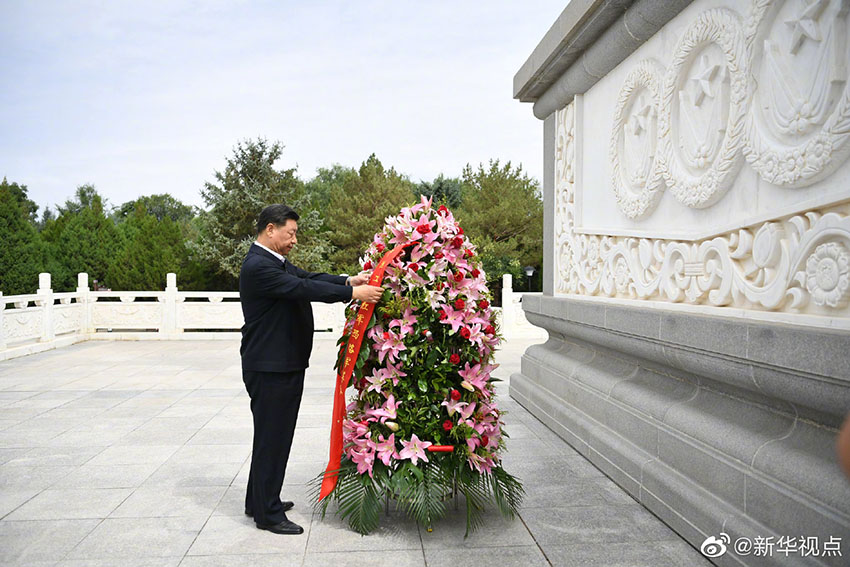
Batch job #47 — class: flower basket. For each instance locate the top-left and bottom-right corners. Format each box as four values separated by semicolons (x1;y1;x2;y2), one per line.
310;197;523;535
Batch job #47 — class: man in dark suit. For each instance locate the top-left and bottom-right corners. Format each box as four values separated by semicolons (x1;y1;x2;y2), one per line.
240;204;382;535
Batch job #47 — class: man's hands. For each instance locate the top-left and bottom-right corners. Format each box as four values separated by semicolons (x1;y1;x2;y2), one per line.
352;285;383;304
347;273;371;287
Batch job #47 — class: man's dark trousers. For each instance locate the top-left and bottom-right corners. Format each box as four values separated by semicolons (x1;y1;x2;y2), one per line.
243;369;304;526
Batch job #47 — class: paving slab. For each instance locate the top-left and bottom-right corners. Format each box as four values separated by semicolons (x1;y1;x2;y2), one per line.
0;338;708;566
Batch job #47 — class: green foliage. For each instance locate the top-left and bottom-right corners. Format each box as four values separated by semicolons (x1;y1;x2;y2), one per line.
193;138;332;281
107;204;182;290
309;456;524;536
48;186;123;291
0;181;48;294
325;154;415;274
1;177;39;224
457;160;543;285
56;184;104;216
116;193;198;223
416;174;462;209
304;164;357;215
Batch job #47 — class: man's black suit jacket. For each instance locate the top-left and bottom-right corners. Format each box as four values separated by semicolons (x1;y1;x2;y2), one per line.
239;244;352;373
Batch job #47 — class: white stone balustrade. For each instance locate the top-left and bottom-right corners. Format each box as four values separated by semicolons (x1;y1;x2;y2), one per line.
0;271;543;361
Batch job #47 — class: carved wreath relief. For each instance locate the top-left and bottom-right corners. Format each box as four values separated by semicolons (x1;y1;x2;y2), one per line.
610;0;850;213
558;0;850;315
745;0;850;185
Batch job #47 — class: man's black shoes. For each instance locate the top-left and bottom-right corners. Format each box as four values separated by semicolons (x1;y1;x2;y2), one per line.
256;518;304;535
244;501;294;517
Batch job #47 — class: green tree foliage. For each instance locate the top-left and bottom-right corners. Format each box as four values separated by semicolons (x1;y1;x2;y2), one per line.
457;160;543;293
416;174;462;209
325;154;415;273
193;138;332;285
0;180;48;294
47;186;123;291
304;165;357;215
1;177;40;223
116;194;198;223
107;204;182;290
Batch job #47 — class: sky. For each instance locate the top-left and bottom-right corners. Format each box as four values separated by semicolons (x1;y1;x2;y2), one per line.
0;1;565;213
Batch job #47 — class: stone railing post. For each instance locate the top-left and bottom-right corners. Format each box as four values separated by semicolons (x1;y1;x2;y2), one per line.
37;272;54;343
501;274;516;338
0;292;5;351
77;273;92;336
161;272;178;337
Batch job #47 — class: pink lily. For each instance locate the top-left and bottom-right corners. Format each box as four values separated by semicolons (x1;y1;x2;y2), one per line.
365;394;400;422
375;433;398;466
350;446;375;476
376;332;407;364
458;362;489;394
441;398;466;416
385;361;407;386
439;304;465;333
399;433;432;465
389;307;418;336
458;401;477;421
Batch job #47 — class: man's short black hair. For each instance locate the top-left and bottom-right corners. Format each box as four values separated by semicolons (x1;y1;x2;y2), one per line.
256;204;299;235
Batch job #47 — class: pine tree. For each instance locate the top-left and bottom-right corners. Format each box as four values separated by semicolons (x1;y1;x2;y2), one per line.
457;160;543;293
193;138;332;283
0;183;47;295
108;204;181;290
416;174;463;209
325;154;415;273
51;189;123;291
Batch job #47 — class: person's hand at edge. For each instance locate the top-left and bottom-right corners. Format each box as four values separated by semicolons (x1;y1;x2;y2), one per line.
347;273;371;287
352;285;383;304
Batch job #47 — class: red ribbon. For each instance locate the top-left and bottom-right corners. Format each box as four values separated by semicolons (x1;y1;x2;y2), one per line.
319;243;412;501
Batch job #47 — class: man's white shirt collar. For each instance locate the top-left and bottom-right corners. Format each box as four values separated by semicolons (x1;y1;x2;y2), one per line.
254;241;285;264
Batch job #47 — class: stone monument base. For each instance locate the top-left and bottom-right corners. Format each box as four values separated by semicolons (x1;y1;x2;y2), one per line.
510;295;850;567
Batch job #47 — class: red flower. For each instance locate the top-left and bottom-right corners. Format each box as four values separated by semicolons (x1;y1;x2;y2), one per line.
363;261;373;270
458;227;464;235
450;353;460;365
409;262;419;272
439;309;448;320
471;269;480;278
481;434;489;447
422;329;429;335
460;327;471;339
454;298;465;310
464;249;474;258
416;224;431;234
478;300;489;310
376;243;385;252
450;389;461;401
485;325;496;335
383;331;390;339
453;272;464;283
435;282;445;291
451;236;463;248
438;205;448;215
434;252;444;259
442;420;453;431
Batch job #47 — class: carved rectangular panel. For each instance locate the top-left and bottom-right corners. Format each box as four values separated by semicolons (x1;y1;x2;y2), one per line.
90;303;163;329
178;302;243;330
2;308;43;344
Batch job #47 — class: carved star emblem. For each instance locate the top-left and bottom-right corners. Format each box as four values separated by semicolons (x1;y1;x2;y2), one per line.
785;0;828;54
688;55;721;107
627;99;653;136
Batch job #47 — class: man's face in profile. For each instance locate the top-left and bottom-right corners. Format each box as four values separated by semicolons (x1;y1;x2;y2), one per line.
268;219;298;256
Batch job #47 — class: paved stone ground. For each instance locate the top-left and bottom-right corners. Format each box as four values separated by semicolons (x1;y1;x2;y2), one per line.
0;337;712;567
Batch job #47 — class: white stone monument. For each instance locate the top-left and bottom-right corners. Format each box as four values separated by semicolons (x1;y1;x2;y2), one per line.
513;1;850;564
